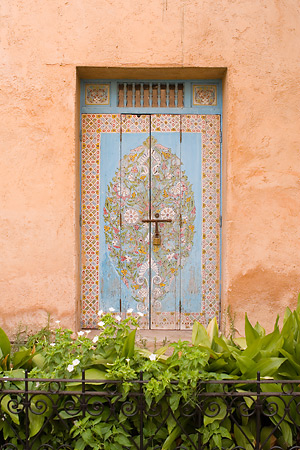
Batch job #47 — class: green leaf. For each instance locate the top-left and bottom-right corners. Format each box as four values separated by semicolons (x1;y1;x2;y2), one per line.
207;317;219;349
236;356;286;379
281;309;294;339
234;355;255;375
214;336;230;352
280;421;293;447
245;314;259;346
28;393;53;437
0;328;11;358
296;292;300;315
219;425;232;440
212;432;222;449
166;412;177;434
59;410;82;419
110;443;123;450
74;438;86;450
260;384;294;425
254;321;265;337
121;329;136;359
12;348;33;369
279;348;300;374
82;429;94;446
32;353;45;369
1;394;20;424
233;337;247;349
162;418;188;450
234;424;254;450
67;368;109;386
192;321;210;347
204;398;227;425
260;426;275;450
114;434;132;447
29;410;45;437
30;394;53;418
169;393;181;412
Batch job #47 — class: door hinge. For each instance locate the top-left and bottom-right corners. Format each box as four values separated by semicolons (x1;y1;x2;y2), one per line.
220;130;222;143
79;129;82;142
220;215;222;228
79;214;82;227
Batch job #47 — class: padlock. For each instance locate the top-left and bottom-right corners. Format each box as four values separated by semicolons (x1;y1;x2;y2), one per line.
153;233;161;246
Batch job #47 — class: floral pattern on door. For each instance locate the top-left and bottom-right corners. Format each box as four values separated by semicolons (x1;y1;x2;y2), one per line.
104;136;196;314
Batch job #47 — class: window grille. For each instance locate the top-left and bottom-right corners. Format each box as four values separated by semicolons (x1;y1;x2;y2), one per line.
118;82;184;108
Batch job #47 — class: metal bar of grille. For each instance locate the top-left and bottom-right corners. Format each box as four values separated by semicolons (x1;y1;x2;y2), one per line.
132;82;135;107
166;82;169;107
124;82;127;107
149;83;153;107
140;83;144;107
158;82;161;107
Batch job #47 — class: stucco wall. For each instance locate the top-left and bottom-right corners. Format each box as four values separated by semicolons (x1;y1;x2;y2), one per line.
0;0;299;337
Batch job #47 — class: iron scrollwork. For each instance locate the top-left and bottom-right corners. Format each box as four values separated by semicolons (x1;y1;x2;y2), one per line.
1;373;300;449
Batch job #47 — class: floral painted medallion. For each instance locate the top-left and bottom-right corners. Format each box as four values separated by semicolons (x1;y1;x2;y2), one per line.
103;136;196;312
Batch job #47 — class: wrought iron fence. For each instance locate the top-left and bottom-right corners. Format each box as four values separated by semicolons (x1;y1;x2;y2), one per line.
1;371;300;449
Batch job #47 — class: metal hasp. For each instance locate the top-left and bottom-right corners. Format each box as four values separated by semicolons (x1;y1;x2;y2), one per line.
142;213;172;246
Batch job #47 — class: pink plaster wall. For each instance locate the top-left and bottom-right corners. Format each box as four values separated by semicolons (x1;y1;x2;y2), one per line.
0;0;299;337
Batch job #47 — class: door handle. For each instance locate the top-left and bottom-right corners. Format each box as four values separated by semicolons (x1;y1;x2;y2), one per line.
142;213;172;246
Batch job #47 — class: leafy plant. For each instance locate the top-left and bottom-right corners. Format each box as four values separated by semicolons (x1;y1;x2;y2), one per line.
1;295;300;448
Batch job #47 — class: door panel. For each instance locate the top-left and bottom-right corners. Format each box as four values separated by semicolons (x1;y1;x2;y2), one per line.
180;130;202;326
150;115;181;328
81;113;221;329
119;115;151;324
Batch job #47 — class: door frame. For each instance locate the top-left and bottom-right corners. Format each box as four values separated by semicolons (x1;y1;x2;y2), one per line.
79;79;223;330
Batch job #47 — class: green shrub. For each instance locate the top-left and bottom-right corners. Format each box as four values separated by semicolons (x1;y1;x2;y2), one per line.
1;294;300;449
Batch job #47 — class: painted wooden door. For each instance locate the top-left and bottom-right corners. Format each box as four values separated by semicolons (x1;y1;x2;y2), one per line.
81;113;221;329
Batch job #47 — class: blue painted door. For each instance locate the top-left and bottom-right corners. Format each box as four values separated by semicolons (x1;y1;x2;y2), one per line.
91;113;221;329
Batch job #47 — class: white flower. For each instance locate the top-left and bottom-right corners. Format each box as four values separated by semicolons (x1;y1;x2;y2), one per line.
137;312;144;317
167;253;175;261
161;207;175;220
115;315;121;322
124;208;139;224
72;359;80;366
55;320;60;324
85;330;91;335
98;321;105;327
35;382;40;388
77;331;84;336
50;343;55;347
127;308;133;313
67;364;74;372
109;307;115;312
93;335;99;343
97;310;103;316
149;354;157;361
126;358;130;363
